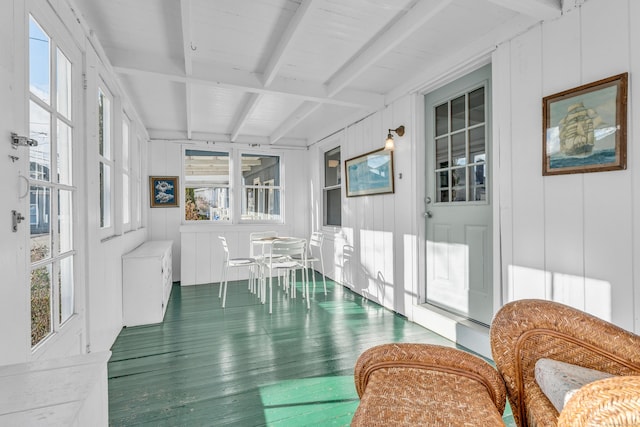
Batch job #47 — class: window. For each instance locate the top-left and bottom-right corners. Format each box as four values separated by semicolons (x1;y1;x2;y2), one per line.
133;135;143;227
184;150;230;221
241;154;281;222
323;146;341;226
434;86;487;203
98;84;114;230
121;115;131;229
29;15;76;347
183;149;283;223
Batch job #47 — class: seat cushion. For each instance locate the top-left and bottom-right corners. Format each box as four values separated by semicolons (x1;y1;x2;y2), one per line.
535;358;614;412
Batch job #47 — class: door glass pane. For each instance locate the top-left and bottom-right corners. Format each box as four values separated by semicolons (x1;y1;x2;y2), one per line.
469;126;485;162
435;137;448;169
30;101;51;181
437;171;449;202
57;48;71;120
31;264;52;346
470;164;486;201
451;132;466;167
58;189;73;253
59;257;74;324
450;95;465;132
30;186;51;262
468;87;485;126
452;167;466;202
57;120;72;185
435;103;448;137
29;16;50;105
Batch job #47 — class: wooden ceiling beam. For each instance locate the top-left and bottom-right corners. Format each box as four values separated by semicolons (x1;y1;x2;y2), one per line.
262;0;318;87
325;0;453;97
112;60;383;109
269;101;321;145
231;0;317;142
230;93;263;142
484;0;562;21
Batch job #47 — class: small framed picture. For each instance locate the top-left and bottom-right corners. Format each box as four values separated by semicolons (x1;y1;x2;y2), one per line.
345;147;394;197
149;176;179;208
542;73;627;176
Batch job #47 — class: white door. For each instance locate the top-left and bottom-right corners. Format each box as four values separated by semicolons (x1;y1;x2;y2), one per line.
424;64;493;326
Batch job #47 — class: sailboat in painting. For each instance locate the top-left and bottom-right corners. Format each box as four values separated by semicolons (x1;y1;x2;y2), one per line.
557;101;597;157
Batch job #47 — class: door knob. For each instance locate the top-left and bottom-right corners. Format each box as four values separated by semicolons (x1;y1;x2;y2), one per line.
424;211;433;218
12;210;25;232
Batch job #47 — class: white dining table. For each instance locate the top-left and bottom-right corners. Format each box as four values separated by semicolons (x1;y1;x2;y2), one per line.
251;236;309;313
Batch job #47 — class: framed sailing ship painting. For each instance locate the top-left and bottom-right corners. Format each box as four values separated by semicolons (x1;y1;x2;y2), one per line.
542;73;627;176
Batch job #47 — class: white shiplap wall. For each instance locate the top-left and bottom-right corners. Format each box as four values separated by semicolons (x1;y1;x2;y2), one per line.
309;96;418;316
494;0;638;331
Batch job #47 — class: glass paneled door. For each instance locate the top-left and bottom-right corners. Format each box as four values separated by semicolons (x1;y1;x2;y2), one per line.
424;64;493;326
28;12;79;348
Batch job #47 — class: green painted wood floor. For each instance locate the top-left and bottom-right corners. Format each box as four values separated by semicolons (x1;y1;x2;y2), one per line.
108;273;515;426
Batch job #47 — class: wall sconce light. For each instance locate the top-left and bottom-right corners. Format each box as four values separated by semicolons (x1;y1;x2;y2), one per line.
327;159;339;168
385;125;405;150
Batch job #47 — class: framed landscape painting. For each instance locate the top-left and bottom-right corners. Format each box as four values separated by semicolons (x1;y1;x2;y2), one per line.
150;176;179;207
542;73;627;176
345;148;394;197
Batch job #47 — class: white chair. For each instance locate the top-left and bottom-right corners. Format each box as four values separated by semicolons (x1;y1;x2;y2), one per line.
218;236;257;308
260;238;308;313
249;231;278;260
291;232;327;295
248;231;280;298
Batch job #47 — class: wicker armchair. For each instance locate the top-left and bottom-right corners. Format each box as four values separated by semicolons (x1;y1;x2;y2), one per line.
490;299;640;427
352;343;507;426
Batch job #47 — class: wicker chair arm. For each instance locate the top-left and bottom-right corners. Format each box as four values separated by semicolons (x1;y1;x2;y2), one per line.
558;375;640;427
353;343;506;412
490;299;640;427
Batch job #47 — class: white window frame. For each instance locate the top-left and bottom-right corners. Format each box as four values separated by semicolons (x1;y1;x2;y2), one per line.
98;81;115;238
238;151;283;224
27;9;80;351
132;133;143;229
183;148;232;223
322;145;342;227
182;147;284;224
121;113;131;231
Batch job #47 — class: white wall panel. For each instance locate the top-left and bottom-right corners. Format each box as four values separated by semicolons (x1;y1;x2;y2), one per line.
541;10;584;292
507;26;547;297
494;0;638;331
581;0;633;326
630;0;640;332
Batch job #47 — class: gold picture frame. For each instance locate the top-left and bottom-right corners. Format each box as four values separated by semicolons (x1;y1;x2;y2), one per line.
149;176;179;207
542;73;627;176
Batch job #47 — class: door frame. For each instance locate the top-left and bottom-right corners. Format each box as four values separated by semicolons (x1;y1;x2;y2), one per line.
410;59;501;359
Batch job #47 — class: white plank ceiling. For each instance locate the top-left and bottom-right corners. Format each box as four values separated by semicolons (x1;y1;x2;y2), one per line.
72;0;563;147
